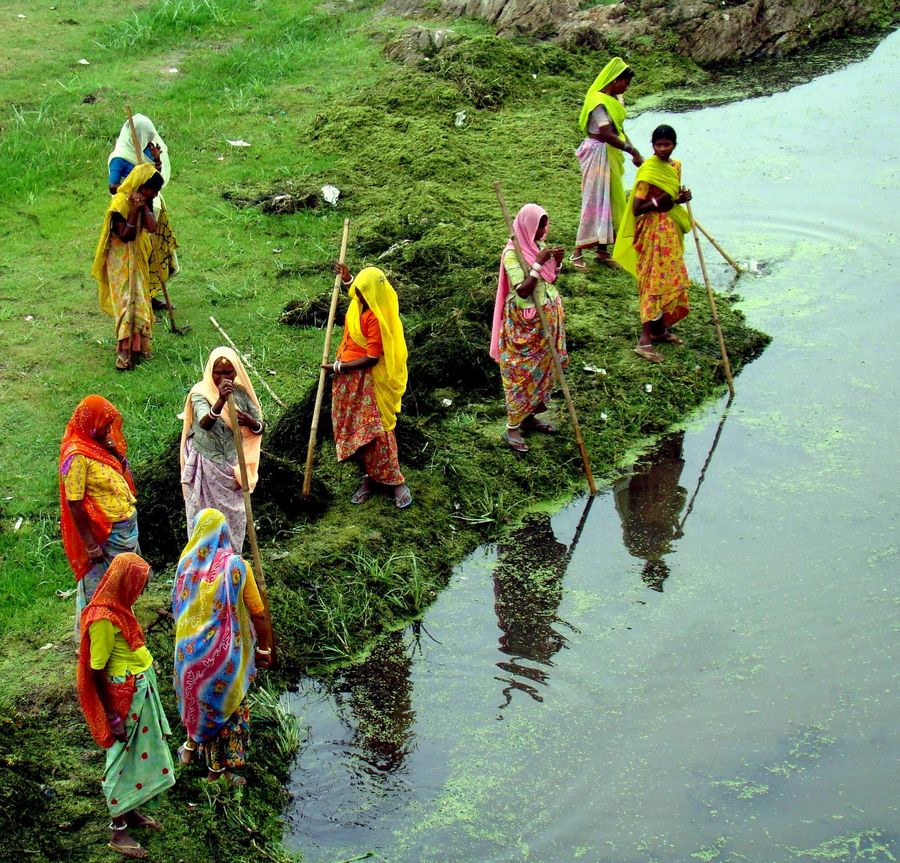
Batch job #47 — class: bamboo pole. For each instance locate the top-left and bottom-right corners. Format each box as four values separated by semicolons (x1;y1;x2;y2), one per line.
693;218;743;274
493;181;597;495
226;394;274;647
303;218;351;497
209;316;286;408
687;201;735;396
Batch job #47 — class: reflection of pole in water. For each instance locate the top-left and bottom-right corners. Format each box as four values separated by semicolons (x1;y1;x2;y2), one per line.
679;394;734;531
614;433;688;592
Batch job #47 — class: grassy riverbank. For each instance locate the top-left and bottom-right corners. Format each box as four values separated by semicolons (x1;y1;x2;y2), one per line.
0;1;767;860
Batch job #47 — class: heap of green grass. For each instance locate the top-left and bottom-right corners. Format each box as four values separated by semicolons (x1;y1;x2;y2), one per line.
0;1;767;860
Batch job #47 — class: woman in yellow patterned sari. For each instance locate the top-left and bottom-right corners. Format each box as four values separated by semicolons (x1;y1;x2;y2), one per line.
613;125;692;363
91;163;164;370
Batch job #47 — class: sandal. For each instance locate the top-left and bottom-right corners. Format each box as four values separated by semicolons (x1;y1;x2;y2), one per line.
115;350;132;371
652;331;683;345
108;824;148;859
502;431;529;453
523;418;556;434
634;344;664;363
350;476;373;505
128;812;163;831
394;484;413;510
568;254;588;272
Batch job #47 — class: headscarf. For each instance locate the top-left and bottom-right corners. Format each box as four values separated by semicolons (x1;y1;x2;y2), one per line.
76;553;150;748
346;267;408;431
578;56;629;136
108;114;171;186
91;163;161;319
179;346;263;491
490;204;559;362
173;509;256;743
612;155;691;278
59;396;136;580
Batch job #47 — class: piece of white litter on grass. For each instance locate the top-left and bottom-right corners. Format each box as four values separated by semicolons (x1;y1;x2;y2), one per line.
56;588;76;599
24;314;34;321
217;156;225;161
78;58;90;65
644;384;653;393
17;13;26;18
39;643;55;651
321;184;340;205
272;248;283;254
454;110;467;128
600;412;608;421
166;67;179;74
266;368;277;376
441;397;453;407
227;139;251;147
14;517;23;531
583;365;607;375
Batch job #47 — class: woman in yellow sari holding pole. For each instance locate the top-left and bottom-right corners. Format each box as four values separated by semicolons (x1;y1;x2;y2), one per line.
91;163;163;370
572;57;643;270
613;124;692;363
325;265;412;509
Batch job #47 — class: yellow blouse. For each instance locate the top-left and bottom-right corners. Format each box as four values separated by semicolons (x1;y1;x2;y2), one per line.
88;620;153;677
64;455;136;522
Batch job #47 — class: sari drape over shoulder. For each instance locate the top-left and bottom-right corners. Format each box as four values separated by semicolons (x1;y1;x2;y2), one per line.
490;203;560;362
179;347;263;492
76;553;150;748
612;155;691;277
59;396;136;580
345;268;407;431
173;509;256;743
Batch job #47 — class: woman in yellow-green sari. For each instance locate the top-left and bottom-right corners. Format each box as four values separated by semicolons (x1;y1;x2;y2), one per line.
325;265;412;509
613;125;693;363
91;163;164;370
572;57;643;270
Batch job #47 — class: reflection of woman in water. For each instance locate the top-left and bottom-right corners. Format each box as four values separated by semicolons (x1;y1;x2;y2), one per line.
337;629;415;773
493;513;572;709
613;434;687;591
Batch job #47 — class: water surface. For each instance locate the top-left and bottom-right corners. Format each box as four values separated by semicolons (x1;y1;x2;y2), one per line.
283;32;900;863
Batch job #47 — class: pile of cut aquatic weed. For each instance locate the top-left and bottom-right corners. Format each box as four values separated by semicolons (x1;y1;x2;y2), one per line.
223;33;769;674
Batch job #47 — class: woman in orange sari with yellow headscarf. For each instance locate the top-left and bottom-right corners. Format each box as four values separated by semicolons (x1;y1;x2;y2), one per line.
325;265;412;509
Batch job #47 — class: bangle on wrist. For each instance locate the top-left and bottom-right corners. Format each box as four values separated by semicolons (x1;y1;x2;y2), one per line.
650;197;659;210
341;276;352;286
125;222;136;228
256;646;272;656
208;405;221;419
253;420;264;434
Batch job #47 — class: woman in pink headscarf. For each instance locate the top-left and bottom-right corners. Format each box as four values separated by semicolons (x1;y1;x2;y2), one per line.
490;204;566;453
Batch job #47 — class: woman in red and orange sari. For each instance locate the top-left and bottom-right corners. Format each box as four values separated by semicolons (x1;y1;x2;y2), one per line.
613;124;692;363
77;552;174;859
490;203;566;453
325;265;412;509
60;395;141;630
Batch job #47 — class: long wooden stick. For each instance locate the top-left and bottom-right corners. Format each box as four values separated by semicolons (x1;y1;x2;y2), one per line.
687;201;735;396
209;316;286;408
226;394;273;639
303;218;351;497
693;218;743;274
493;181;597;495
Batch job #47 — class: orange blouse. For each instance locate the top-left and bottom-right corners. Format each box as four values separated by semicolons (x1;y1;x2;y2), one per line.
336;309;383;362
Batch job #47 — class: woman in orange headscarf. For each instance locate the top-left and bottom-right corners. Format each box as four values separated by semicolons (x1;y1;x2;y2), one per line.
77;553;175;859
60;395;140;629
325;265;412;509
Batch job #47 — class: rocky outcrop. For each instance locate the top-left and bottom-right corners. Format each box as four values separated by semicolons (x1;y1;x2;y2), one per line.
381;0;898;65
